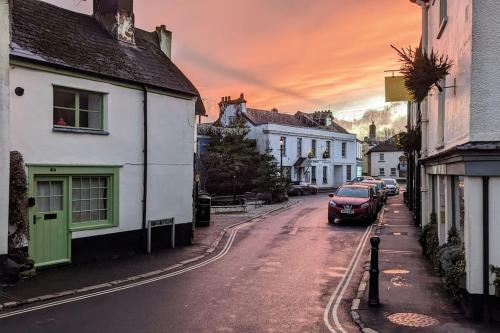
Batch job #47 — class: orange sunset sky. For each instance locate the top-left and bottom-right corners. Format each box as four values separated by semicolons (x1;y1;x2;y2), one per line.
43;0;421;124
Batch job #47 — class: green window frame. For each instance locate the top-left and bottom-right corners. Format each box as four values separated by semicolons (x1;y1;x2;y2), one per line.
28;165;119;231
53;87;104;130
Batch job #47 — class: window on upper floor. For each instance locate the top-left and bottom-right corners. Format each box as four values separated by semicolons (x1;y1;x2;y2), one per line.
379;168;385;176
326;141;331;157
53;87;104;131
297;138;302;157
379;153;385;162
436;0;448;39
341;142;347;158
311;139;317;158
280;136;287;156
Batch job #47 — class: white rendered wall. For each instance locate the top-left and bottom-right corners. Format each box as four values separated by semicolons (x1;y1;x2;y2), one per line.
488;177;500;295
0;0;10;255
464;177;483;294
426;0;472;156
369;151;403;178
249;123;356;188
9;66;195;240
469;1;500;142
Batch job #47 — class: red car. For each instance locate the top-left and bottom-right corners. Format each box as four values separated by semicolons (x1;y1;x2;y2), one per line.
328;185;377;224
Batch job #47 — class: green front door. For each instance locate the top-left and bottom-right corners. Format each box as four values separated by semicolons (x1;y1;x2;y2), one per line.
29;177;70;267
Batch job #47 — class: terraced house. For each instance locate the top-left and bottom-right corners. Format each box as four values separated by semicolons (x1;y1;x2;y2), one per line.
0;0;205;268
217;95;357;189
409;0;500;320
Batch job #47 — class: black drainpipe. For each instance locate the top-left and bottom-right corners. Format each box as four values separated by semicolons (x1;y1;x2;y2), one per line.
482;176;490;321
142;86;148;248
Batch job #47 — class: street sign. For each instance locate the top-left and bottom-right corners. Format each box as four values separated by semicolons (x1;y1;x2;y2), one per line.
147;217;175;254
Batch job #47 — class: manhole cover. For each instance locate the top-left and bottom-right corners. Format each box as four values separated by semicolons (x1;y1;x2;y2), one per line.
387;313;439;327
383;269;410;274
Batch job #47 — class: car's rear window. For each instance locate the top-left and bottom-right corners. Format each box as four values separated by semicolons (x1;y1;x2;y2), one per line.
336;187;369;198
384;179;395;185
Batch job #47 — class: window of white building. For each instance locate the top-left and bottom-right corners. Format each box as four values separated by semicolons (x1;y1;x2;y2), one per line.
311;166;316;184
311;140;317;158
341;142;347;158
346;165;352;181
379;168;385;176
297;138;302;157
379;153;385;162
280;136;287;156
322;166;328;184
390;168;397;176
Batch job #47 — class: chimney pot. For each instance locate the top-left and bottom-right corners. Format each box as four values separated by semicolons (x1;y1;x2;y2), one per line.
156;25;172;59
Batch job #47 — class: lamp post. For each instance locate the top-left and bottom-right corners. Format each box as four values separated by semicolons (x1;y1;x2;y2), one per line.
279;138;284;179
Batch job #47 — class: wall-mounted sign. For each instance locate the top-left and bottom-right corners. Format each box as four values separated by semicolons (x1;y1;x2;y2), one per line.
385;76;413;102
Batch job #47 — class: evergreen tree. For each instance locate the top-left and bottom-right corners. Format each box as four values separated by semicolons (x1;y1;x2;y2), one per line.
202;115;287;201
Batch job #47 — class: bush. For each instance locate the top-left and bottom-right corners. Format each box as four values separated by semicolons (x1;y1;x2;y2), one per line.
420;218;466;302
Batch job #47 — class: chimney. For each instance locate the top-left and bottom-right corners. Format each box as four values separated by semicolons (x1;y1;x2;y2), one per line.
93;0;135;44
271;108;278;113
156;25;172;59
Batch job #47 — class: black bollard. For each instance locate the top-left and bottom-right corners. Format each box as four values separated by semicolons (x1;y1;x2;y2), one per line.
369;236;380;306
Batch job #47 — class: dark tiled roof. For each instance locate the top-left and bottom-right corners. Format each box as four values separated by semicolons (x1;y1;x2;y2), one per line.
367;141;402;153
242;108;349;134
10;0;206;115
244;108;306;127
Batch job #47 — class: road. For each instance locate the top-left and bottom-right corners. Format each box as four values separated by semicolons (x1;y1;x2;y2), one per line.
1;195;373;333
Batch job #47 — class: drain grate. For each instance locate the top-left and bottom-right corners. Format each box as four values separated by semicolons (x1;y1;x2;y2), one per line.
387;312;439;327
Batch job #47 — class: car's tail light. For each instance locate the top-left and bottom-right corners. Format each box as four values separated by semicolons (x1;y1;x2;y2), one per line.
360;202;370;208
329;200;337;207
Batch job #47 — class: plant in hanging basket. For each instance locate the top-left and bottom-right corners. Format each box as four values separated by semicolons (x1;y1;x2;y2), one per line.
391;45;453;103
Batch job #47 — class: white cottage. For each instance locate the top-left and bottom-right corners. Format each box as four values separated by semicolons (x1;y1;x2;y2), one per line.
217;95;357;189
410;0;500;319
367;141;406;180
0;0;205;267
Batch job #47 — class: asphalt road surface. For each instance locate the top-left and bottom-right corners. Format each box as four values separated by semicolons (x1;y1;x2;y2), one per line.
1;195;373;333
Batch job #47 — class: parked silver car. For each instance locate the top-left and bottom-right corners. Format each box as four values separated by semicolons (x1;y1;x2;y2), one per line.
382;178;400;195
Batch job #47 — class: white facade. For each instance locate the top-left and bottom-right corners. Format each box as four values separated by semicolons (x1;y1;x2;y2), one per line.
220;101;357;189
369;150;405;179
6;63;196;265
0;0;10;256
411;0;500;309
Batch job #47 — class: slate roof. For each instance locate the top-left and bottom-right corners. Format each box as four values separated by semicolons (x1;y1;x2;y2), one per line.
10;0;206;115
242;108;350;134
367;141;402;153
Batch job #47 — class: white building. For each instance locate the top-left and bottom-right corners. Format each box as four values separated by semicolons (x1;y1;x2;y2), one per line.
1;0;205;267
356;140;363;178
217;95;357;189
410;0;500;319
367;141;406;179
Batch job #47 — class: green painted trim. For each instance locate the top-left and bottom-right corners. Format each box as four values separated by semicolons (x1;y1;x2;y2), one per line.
28;165;120;232
35;258;71;268
28;176;72;266
10;59;195;100
53;87;104;130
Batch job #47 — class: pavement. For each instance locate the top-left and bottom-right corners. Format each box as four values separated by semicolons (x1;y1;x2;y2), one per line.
0;194;372;332
0;199;299;305
354;193;500;333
